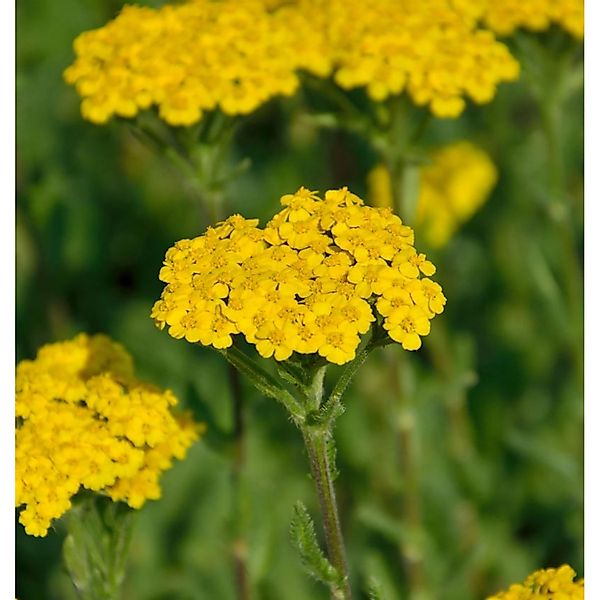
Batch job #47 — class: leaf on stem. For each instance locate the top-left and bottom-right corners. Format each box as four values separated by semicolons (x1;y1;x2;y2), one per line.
290;501;343;590
221;346;305;422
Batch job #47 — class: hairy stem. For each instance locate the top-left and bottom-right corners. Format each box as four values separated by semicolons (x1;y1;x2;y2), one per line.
301;428;352;600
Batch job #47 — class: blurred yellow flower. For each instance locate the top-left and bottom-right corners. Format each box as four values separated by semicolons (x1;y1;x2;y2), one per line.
487;564;584;599
152;187;445;362
482;0;584;39
368;141;498;248
63;0;317;126
64;0;520;125
281;0;519;117
16;334;202;537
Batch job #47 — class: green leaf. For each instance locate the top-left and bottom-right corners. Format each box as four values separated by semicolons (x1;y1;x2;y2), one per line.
289;501;342;590
367;577;386;600
61;495;134;600
220;346;305;422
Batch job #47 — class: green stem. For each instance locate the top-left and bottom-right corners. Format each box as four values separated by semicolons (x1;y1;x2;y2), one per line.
377;97;427;224
301;428;352;600
386;349;424;597
221;346;306;423
229;361;251;600
388;159;421;226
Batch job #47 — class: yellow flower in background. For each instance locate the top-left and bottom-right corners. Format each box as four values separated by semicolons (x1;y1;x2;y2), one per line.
482;0;584;39
418;141;498;247
63;0;317;126
64;0;520;125
152;187;445;362
277;0;520;118
16;334;202;537
487;564;584;599
368;141;498;248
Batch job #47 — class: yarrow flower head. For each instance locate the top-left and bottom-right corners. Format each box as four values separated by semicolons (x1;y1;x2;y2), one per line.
64;0;520;126
481;0;584;39
368;141;498;248
279;0;520;117
63;0;319;126
487;564;584;599
152;187;445;364
16;334;202;537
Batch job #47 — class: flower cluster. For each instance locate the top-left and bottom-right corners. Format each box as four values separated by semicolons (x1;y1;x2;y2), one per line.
368;141;498;248
16;334;202;537
152;188;445;364
287;0;521;117
63;0;325;126
487;564;584;599
482;0;584;39
65;0;520;125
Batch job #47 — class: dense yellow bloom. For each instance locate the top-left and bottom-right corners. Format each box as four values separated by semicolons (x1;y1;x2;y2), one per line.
280;0;520;118
65;0;519;125
487;565;584;599
368;141;498;247
63;1;316;126
16;334;202;537
481;0;584;39
152;187;445;364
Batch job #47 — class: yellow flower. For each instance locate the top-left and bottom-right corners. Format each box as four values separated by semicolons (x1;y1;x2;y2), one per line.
15;334;203;537
482;0;584;39
153;187;444;364
64;1;310;126
368;141;498;248
65;0;522;127
487;564;584;599
283;0;519;117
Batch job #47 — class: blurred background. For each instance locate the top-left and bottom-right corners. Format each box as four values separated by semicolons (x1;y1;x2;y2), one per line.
16;1;583;599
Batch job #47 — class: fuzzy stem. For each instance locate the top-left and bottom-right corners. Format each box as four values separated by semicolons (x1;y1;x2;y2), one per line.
301;428;352;600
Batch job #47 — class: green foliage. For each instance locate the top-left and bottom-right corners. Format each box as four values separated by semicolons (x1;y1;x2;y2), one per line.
290;501;344;593
62;496;134;600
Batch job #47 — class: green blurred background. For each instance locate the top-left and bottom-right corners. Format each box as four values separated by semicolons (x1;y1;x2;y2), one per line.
16;1;583;599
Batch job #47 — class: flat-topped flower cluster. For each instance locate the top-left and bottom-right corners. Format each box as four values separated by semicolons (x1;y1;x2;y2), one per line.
63;0;328;125
16;334;201;537
64;0;525;124
487;564;584;599
285;0;520;117
152;188;446;364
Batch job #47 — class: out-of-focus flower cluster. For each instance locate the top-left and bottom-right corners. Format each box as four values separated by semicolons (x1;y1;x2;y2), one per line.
16;334;202;537
64;0;521;125
152;188;445;364
481;0;584;39
63;0;327;126
368;141;498;248
487;564;584;599
282;0;520;117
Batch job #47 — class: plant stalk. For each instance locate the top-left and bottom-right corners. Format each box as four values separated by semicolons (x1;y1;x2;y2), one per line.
301;428;352;600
